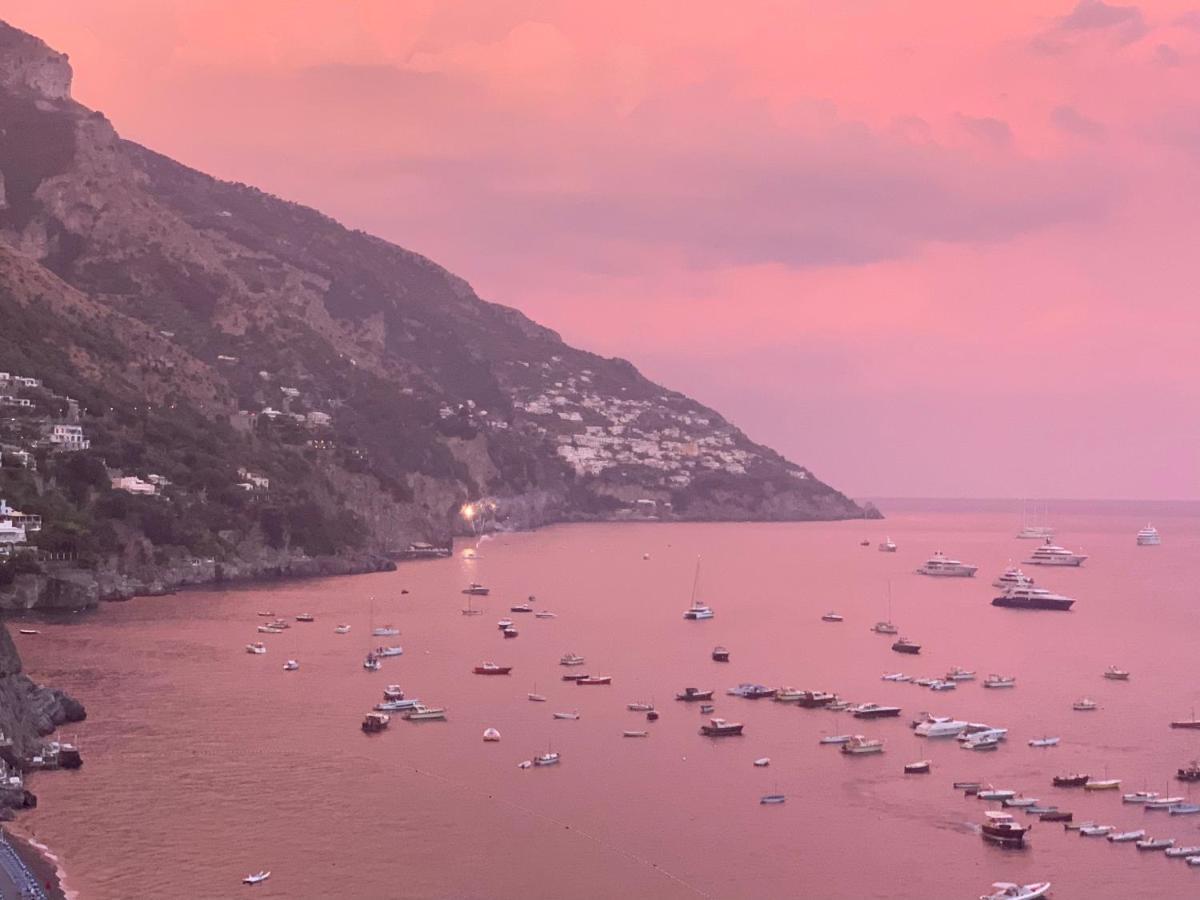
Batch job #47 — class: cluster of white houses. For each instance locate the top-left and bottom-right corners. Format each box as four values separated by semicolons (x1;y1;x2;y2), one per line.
0;498;41;558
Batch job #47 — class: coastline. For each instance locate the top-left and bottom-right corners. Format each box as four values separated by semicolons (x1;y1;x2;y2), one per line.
1;828;69;900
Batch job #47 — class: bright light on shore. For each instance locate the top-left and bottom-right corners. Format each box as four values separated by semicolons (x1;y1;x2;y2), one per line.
461;503;476;521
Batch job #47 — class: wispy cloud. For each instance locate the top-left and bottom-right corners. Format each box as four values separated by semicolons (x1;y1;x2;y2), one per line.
1051;104;1106;140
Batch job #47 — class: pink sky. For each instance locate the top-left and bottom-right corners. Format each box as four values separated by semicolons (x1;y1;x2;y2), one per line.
7;1;1199;500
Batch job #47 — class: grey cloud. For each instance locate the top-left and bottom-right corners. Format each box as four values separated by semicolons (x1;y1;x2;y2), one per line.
1051;105;1107;140
1034;0;1147;51
956;114;1013;147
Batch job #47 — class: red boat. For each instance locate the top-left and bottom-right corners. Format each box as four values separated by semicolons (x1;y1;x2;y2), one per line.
473;663;513;675
576;675;612;685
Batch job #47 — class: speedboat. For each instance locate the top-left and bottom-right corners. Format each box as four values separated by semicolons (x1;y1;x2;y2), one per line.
962;734;1001;751
728;683;776;699
1103;666;1130;680
295;613;314;622
1072;698;1098;711
559;653;586;666
403;704;447;721
1024;539;1087;567
383;685;404;700
850;703;902;719
916;552;977;577
497;619;514;630
1136;524;1161;546
914;717;968;738
562;673;590;682
760;794;786;805
363;655;381;671
754;758;771;767
1028;737;1060;748
891;638;921;655
979;882;1051;900
980;811;1028;846
699;718;744;737
928;680;956;692
881;673;910;682
509;604;533;613
821;612;844;622
819;734;853;745
1164;845;1200;857
553;711;580;720
627;702;655;712
361;712;390;732
483;727;501;742
878;537;897;552
840;735;884;755
376;699;420;711
1079;824;1114;836
245;642;267;655
257;625;283;634
871;621;899;635
473;662;513;675
792;690;837;708
371;626;400;637
958;724;1007;743
283;660;299;671
334;624;351;634
977;788;1016;801
993;566;1035;589
533;611;556;619
683;602;715;620
945;666;976;681
1107;829;1146;843
983;674;1016;689
502;626;518;638
623;730;649;738
243;871;271;885
576;675;612;686
374;646;403;658
1136;837;1174;851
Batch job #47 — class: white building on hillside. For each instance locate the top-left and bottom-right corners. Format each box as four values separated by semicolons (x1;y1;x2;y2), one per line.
49;424;89;451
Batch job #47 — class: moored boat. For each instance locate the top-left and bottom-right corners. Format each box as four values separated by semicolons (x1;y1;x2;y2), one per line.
623;730;649;738
1136;837;1174;851
1079;824;1114;836
819;734;853;745
916;551;977;577
462;583;490;595
1107;829;1146;843
374;646;403;658
983;674;1016;689
979;881;1051;900
840;735;884;755
711;645;730;662
576;675;612;686
1103;666;1130;680
1024;539;1087;567
820;611;844;622
891;637;921;655
727;683;776;699
295;613;314;622
533;751;560;766
850;703;902;719
993;566;1035;589
1052;773;1090;788
794;691;838;708
559;652;586;666
403;704;447;721
245;642;267;655
483;727;501;742
334;624;351;634
1136;524;1161;546
1028;737;1059;748
878;537;897;552
699;718;744;737
1169;803;1200;815
473;662;513;675
904;760;931;774
980;811;1028;846
361;712;390;733
243;871;271;885
675;687;715;702
1083;778;1120;791
1164;845;1200;857
871;621;899;635
759;794;786;804
283;660;299;671
1072;698;1097;711
1177;761;1200;781
553;711;580;720
371;626;400;637
1039;810;1072;822
991;587;1075;611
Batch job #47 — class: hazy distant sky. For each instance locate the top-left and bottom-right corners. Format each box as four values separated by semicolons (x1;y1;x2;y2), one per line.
8;1;1199;500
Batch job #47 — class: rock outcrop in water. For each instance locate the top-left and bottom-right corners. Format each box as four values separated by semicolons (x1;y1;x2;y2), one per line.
0;20;875;609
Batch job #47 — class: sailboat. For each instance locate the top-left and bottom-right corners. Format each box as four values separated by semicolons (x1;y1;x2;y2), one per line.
461;594;483;616
528;682;547;702
871;582;898;635
1017;500;1054;540
682;557;714;620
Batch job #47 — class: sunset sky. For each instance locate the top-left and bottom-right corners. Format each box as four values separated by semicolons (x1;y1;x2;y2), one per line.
8;1;1199;500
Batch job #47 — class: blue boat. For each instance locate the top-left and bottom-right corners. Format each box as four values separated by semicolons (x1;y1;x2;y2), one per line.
1169;804;1200;815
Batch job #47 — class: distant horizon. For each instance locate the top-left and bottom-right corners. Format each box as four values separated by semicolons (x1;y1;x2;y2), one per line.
6;2;1198;500
863;495;1200;509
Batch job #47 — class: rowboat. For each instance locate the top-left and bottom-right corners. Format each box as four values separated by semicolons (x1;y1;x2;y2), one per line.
243;871;271;885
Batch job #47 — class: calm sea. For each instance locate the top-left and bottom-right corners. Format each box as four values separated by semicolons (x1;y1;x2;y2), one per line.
14;500;1200;899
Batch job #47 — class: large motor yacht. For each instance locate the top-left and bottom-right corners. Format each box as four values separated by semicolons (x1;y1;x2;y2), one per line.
991;586;1075;611
1136;524;1161;546
993;566;1034;589
1024;539;1087;567
916;552;977;577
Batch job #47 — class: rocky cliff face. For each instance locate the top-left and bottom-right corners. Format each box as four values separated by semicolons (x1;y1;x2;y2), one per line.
0;624;85;761
0;19;872;608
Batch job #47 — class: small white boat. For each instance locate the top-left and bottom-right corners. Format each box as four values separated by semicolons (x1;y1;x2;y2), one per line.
517;760;533;769
929;680;956;692
1136;837;1174;850
982;674;1016;689
372;626;400;637
363;656;382;671
1123;791;1159;804
1072;698;1098;711
1079;824;1114;836
1107;829;1146;843
243;871;271;885
533;751;560;766
754;757;771;767
559;653;586;666
482;727;501;742
945;667;976;681
16;629;39;635
623;730;649;738
881;673;910;682
1028;737;1059;747
1002;797;1038;808
528;692;547;702
977;789;1016;801
283;660;299;671
1137;524;1161;546
627;702;655;712
383;684;404;700
245;642;267;655
256;625;282;634
334;624;351;634
979;882;1051;900
878;537;897;552
871;621;899;635
1144;796;1185;808
1164;845;1200;857
1103;666;1130;680
821;612;844;622
840;735;884;755
819;735;853;745
374;646;404;658
1084;778;1121;791
759;794;786;805
553;711;580;720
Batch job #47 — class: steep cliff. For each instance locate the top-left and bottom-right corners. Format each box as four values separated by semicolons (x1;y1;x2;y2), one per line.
0;20;872;604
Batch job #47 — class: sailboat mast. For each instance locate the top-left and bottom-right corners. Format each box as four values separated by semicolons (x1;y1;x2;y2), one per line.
691;556;702;606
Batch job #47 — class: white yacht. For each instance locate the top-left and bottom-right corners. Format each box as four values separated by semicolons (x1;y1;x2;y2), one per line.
1024;539;1087;567
683;602;714;620
916;552;977;577
914;716;969;738
992;566;1034;589
878;537;897;552
1136;524;1161;546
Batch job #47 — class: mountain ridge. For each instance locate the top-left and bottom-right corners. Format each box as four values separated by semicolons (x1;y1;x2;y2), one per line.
0;20;873;605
